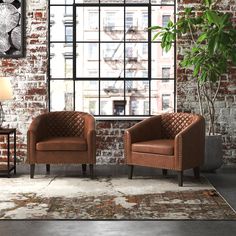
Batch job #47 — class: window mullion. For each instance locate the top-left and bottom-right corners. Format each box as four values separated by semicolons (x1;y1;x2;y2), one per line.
124;4;126;115
73;3;76;111
99;3;101;115
148;2;151;116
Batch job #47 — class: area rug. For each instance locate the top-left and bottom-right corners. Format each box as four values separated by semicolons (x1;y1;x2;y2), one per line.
0;174;235;219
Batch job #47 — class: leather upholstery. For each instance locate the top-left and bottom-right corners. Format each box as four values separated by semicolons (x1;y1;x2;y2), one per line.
132;139;174;155
36;137;87;151
161;113;195;139
124;112;205;184
27;111;96;165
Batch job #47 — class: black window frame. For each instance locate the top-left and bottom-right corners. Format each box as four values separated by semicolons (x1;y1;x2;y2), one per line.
48;0;176;117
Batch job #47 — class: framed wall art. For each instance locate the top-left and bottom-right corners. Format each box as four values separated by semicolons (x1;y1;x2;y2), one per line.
0;0;25;58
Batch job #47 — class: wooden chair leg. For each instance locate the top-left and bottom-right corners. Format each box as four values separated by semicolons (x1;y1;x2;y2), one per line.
128;165;134;179
193;166;200;179
82;164;87;176
46;164;50;174
30;164;35;179
178;171;183;187
89;164;94;179
162;169;168;176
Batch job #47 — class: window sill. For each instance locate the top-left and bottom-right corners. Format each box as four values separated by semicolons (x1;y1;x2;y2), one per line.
95;116;149;121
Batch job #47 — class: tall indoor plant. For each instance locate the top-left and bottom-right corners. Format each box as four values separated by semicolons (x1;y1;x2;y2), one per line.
150;0;236;170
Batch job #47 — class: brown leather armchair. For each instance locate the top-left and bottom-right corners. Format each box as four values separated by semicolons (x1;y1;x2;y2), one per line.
124;112;205;186
27;111;96;178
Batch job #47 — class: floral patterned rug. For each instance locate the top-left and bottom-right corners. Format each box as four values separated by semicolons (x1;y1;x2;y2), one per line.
0;175;235;219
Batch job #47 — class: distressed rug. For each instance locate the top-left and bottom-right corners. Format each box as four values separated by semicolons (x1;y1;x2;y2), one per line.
0;174;235;220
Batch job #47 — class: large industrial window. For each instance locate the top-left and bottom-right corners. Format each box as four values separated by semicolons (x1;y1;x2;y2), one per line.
49;0;176;116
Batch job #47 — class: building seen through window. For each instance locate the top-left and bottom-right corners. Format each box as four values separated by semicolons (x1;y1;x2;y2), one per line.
49;0;175;116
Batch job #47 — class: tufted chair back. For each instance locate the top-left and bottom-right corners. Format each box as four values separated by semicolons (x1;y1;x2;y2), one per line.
161;112;195;139
45;111;86;138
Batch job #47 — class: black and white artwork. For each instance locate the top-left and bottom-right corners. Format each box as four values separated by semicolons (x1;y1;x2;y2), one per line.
0;0;25;58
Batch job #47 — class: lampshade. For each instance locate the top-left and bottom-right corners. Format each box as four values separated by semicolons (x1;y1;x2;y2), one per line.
0;77;13;101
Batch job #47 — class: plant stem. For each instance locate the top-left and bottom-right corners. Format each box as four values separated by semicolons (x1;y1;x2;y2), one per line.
197;80;203;116
202;83;215;135
213;76;221;102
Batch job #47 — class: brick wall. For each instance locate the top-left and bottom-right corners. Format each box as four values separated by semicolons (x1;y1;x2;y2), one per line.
0;0;48;162
177;0;236;164
0;0;235;165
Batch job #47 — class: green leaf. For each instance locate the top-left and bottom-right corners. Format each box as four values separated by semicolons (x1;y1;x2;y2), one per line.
167;20;174;28
197;33;208;43
208;34;216;54
184;7;193;15
193;65;200;77
152;32;160;41
204;0;212;8
199;71;207;82
148;25;162;30
205;11;220;26
231;48;236;65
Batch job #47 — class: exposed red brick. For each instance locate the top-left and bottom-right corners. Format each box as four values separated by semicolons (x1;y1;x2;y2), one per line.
35;11;43;19
30;39;39;44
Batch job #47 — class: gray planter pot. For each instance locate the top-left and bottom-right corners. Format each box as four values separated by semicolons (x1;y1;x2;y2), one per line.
201;134;223;172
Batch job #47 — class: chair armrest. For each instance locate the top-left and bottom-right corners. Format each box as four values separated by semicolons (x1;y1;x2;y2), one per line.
27;114;47;163
87;129;96;163
174;115;205;169
84;114;95;137
84;114;96;163
124;116;162;164
125;115;162;144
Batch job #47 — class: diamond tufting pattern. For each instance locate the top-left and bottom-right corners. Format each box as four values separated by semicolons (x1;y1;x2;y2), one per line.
46;111;85;137
161;113;195;139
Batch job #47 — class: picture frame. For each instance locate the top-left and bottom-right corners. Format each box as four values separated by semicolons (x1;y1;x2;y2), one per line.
0;0;25;58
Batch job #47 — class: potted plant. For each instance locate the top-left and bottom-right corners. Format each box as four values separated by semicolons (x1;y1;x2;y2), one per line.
150;0;236;171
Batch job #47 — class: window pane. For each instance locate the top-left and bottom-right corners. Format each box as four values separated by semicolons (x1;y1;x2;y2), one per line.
126;7;148;41
49;1;176;116
162;94;171;110
100;0;124;2
126;0;149;3
151;0;174;4
65;25;73;42
75;0;99;3
50;6;73;42
65;0;73;15
151;43;174;78
50;43;73;79
51;0;73;4
151;80;174;115
162;66;171;82
77;7;99;41
101;7;124;41
125;80;149;115
76;43;99;78
75;81;99;115
101;43;124;78
100;81;124;115
125;43;148;78
151;6;175;41
65;58;73;78
50;80;73;111
162;15;171;27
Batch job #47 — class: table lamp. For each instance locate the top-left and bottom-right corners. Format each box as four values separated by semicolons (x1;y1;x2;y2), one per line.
0;77;13;128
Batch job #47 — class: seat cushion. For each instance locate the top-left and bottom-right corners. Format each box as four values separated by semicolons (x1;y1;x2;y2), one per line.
36;137;87;151
132;139;174;155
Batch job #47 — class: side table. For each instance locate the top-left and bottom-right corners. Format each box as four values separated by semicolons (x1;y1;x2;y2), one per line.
0;128;16;177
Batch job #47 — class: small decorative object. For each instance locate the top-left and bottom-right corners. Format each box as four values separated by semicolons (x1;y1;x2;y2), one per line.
0;77;13;128
0;0;25;58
